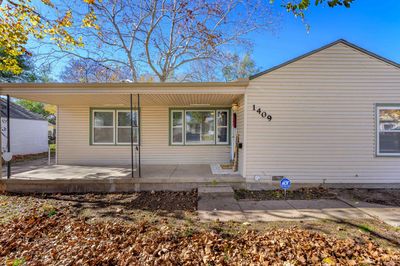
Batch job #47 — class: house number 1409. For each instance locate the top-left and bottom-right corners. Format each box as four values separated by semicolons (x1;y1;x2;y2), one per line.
252;105;272;121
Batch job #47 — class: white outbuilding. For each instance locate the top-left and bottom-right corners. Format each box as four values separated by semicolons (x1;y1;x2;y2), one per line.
1;99;49;156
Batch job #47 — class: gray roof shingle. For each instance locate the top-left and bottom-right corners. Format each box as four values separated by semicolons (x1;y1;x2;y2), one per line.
0;98;47;121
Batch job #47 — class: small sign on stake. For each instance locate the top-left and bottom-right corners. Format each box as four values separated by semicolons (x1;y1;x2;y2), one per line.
280;177;291;200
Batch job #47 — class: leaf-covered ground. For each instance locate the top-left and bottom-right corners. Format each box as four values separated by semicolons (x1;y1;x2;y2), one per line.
1;192;400;265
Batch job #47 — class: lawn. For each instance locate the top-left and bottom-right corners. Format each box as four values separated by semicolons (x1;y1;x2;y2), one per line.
1;192;399;265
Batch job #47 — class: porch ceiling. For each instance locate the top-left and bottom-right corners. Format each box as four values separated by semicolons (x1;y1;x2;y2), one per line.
4;93;243;107
0;82;246;106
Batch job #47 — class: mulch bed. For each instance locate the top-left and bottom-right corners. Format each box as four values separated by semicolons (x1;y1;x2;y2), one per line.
235;187;337;201
10;190;198;212
1;209;399;265
333;188;400;207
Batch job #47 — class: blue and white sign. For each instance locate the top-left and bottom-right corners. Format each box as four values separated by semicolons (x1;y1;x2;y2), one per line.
280;178;291;190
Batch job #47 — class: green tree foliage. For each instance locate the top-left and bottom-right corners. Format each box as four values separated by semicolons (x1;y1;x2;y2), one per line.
0;48;52;82
281;0;354;19
222;53;260;82
15;99;56;124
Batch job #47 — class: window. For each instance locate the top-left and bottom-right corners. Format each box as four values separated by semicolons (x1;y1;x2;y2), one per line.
92;109;138;145
217;110;229;144
171;111;183;145
117;111;138;144
170;109;230;145
186;110;215;144
93;110;115;144
377;106;400;156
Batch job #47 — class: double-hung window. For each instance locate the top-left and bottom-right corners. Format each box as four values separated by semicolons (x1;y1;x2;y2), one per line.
377;106;400;156
117;110;138;144
170;109;230;145
216;110;229;144
171;110;184;145
92;109;138;145
93;110;115;144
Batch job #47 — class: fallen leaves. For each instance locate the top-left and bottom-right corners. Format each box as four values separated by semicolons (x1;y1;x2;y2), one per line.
1;209;399;265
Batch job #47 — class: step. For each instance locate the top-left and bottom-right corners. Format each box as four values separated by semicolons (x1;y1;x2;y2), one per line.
198;185;234;197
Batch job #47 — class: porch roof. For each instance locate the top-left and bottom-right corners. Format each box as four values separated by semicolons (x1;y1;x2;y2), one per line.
0;80;247;106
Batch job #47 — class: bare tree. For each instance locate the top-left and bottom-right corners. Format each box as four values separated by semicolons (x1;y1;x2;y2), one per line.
59;59;130;82
38;0;276;82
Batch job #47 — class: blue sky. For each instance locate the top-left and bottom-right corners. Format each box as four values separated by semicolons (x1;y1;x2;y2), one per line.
30;0;400;80
253;0;400;72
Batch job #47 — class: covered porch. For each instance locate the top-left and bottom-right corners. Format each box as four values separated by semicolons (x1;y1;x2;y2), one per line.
0;81;247;189
8;163;241;181
1;163;244;193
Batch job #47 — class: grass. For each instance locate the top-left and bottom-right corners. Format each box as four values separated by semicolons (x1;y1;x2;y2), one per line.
49;144;56;153
11;258;25;266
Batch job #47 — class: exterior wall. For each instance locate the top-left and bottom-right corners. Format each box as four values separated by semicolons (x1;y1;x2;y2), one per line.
236;96;245;176
57;105;231;166
1;118;48;155
245;43;400;183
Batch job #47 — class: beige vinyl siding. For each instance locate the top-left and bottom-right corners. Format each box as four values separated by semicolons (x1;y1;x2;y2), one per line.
236;96;245;176
245;43;400;183
57;105;231;165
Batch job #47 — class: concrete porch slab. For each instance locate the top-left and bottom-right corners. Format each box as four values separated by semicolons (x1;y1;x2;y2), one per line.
9;165;131;180
1;164;245;193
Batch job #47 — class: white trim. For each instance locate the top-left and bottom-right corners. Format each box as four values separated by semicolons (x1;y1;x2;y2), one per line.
243;94;248;177
92;109;115;145
116;110;138;145
55;105;59;165
376;105;400;156
171;110;184;145
216;110;229;145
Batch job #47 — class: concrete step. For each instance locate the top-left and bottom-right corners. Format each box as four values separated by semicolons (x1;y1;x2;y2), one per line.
198;185;234;197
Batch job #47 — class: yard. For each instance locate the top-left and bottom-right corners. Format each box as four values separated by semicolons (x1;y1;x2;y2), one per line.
1;190;400;265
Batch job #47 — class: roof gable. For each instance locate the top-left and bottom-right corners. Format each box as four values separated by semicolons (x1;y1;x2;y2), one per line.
0;99;46;121
250;39;400;80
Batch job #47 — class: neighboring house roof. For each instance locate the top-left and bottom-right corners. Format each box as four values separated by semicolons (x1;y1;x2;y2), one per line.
250;39;400;80
0;98;47;121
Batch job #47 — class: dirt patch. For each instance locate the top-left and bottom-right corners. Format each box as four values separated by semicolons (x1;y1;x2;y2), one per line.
1;190;198;224
235;187;337;200
333;188;400;207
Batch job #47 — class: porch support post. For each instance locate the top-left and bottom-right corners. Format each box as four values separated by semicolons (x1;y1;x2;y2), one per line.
130;94;134;178
137;94;141;178
6;95;11;179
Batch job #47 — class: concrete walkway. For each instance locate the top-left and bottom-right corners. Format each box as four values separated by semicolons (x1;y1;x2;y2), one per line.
198;193;400;227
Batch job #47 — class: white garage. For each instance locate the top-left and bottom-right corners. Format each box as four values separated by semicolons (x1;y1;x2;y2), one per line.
1;99;48;156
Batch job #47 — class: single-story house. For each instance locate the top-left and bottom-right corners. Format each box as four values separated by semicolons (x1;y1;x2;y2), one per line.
1;39;400;185
0;98;48;156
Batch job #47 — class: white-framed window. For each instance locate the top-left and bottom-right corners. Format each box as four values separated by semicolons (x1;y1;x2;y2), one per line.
216;110;229;144
377;105;400;156
117;110;138;145
92;110;115;145
92;109;138;145
170;108;230;145
171;110;184;145
185;110;215;145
